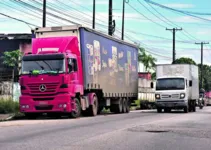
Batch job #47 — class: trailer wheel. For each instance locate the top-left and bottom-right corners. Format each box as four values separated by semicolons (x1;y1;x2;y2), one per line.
193;101;196;112
157;108;162;113
110;98;123;113
122;98;127;113
126;98;130;113
70;98;81;118
88;96;98;116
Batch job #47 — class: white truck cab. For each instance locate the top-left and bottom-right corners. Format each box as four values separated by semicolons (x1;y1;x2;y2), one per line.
151;64;199;113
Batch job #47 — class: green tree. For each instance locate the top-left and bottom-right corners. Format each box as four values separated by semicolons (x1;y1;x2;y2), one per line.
198;64;211;91
151;72;156;80
174;57;211;91
1;50;22;81
138;47;157;71
174;57;196;65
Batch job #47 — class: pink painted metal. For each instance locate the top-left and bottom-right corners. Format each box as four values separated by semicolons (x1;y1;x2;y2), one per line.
19;36;84;113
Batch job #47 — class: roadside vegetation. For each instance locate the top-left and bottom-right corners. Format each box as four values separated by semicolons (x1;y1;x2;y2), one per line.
0;98;19;114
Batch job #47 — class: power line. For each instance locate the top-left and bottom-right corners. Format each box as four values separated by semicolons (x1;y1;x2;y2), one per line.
144;0;211;23
137;0;173;27
0;12;38;28
17;0;80;25
140;0;199;42
127;2;166;28
9;0;65;26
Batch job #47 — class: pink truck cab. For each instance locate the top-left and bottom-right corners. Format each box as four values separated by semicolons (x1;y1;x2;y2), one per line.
19;25;138;119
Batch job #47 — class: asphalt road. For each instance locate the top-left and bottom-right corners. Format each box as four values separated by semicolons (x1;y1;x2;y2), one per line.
1;108;211;150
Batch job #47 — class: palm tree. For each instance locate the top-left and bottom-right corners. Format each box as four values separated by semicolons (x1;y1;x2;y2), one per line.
138;47;156;71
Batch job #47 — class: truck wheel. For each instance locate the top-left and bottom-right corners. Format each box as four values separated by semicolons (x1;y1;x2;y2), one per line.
110;98;123;113
122;98;127;113
193;101;196;112
184;106;189;113
70;98;81;118
157;108;162;113
164;108;171;113
126;98;130;113
88;96;98;116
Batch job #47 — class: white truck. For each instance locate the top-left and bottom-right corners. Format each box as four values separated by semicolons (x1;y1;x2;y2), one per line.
151;64;199;113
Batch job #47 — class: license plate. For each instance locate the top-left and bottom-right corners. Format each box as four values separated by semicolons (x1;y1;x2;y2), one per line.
39;101;48;105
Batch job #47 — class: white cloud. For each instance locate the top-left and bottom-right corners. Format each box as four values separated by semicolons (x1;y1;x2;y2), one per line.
174;16;200;23
196;29;211;35
163;3;195;9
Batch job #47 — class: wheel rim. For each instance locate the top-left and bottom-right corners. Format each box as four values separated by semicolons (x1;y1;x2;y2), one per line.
93;96;98;115
73;99;80;116
119;99;123;112
123;99;126;112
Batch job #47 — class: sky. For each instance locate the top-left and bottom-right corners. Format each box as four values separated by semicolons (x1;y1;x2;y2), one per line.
0;0;211;71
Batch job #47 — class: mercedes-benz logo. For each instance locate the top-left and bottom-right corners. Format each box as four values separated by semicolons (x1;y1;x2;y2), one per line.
39;84;46;92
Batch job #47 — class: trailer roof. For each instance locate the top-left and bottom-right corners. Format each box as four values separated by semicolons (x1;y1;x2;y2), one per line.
34;25;138;49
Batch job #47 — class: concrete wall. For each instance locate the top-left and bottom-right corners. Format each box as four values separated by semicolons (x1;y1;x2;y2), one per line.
0;81;20;101
0;81;12;99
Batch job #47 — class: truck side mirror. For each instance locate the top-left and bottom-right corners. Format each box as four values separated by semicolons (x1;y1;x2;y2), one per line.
189;80;192;87
150;82;154;88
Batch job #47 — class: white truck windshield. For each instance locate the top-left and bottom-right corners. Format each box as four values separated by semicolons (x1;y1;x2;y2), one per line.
156;78;185;90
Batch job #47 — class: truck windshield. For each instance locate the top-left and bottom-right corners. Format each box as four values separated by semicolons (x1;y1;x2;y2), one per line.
21;59;65;75
156;78;185;90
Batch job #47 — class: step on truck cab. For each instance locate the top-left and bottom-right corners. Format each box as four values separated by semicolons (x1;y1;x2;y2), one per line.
19;25;138;119
151;64;199;113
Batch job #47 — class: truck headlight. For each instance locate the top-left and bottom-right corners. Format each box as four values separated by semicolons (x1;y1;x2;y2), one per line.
180;93;185;99
155;94;160;99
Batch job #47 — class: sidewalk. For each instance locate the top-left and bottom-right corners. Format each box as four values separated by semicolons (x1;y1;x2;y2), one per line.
0;114;13;121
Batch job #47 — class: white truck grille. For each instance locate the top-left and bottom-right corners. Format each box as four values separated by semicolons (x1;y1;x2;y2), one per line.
161;94;180;99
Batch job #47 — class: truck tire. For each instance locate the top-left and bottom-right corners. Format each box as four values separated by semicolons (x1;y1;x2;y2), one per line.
164;108;171;113
110;98;123;113
70;98;81;118
157;108;162;113
184;106;189;113
122;98;127;113
88;96;98;116
193;101;196;112
126;98;130;113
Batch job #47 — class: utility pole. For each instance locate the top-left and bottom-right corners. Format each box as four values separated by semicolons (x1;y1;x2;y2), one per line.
122;0;125;40
121;0;129;40
195;42;209;89
166;28;182;63
42;0;46;27
108;0;112;35
93;0;96;29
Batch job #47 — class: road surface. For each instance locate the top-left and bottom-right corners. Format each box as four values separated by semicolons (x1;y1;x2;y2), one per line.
1;108;211;150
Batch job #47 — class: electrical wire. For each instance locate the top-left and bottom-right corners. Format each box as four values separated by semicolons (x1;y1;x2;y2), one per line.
144;0;211;23
127;2;166;28
0;12;38;28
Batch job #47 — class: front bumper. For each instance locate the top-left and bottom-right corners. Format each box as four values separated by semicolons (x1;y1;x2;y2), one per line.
156;99;188;109
19;94;72;113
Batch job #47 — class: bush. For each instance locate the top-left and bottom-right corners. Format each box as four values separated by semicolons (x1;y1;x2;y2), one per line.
0;98;19;114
